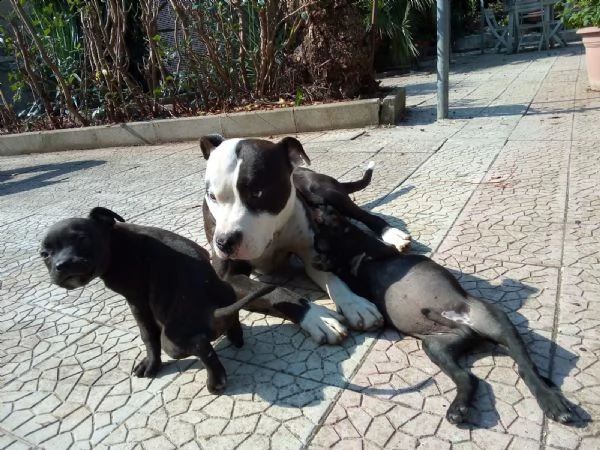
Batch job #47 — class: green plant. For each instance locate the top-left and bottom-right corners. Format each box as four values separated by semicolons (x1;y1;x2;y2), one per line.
561;0;600;28
0;0;400;133
355;0;434;65
2;0;88;128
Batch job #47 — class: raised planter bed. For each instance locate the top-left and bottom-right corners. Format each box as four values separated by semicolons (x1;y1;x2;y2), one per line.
0;88;405;156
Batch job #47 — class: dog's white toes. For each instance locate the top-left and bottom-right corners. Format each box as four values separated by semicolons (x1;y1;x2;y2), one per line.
300;303;348;345
382;227;411;252
336;294;383;331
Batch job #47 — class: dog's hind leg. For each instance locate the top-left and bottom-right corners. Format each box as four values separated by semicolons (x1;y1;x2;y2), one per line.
130;304;162;378
319;188;411;252
224;273;348;345
226;314;244;348
467;298;573;423
167;331;228;394
422;332;478;424
195;336;228;394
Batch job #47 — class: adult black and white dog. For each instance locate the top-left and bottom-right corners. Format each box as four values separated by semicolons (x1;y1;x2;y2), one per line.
200;134;411;344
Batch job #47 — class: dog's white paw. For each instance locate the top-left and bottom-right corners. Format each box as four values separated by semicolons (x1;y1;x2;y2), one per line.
382;226;411;252
335;293;384;331
300;303;348;345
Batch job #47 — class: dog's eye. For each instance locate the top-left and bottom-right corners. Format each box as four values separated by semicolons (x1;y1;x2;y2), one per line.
40;250;49;259
250;190;263;199
207;191;216;202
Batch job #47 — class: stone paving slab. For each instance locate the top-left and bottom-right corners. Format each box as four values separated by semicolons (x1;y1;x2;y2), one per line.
0;324;191;448
437;139;571;267
1;46;599;449
99;361;341;450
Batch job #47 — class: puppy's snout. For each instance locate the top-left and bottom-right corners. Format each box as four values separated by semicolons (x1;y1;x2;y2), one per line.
55;259;69;272
54;257;79;273
215;231;242;255
54;255;87;273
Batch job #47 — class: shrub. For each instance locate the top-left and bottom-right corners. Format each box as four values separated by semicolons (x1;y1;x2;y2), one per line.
561;0;600;28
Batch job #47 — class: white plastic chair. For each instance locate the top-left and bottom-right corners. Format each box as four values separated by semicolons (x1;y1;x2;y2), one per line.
514;0;545;51
484;8;509;52
541;0;567;49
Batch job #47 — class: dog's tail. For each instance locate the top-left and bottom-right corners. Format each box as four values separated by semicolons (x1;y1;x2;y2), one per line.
341;161;375;194
213;284;277;318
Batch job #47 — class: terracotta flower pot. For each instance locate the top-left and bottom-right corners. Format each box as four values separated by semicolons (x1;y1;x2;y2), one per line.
577;26;600;91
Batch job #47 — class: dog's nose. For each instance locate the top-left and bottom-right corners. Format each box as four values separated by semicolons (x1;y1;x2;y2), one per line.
55;256;86;272
216;231;242;255
55;258;73;272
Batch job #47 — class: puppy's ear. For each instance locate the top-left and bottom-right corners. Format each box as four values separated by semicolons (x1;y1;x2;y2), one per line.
280;137;310;167
89;207;125;227
199;134;225;160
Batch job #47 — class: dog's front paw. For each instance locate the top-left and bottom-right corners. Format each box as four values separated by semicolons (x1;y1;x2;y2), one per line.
382;227;411;252
335;293;384;331
300;303;348;345
133;356;161;378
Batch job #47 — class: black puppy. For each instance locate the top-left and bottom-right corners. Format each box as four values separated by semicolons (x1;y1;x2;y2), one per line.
293;161;411;252
311;204;573;425
41;207;274;393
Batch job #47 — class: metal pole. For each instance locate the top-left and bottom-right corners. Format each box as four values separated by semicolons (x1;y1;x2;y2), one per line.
436;0;450;120
480;0;485;54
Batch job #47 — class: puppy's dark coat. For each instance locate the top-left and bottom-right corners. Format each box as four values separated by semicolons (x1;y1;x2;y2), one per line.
311;204;573;425
41;207;274;393
293;163;394;240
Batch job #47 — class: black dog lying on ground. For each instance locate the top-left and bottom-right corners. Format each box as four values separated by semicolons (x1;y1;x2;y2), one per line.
309;203;574;425
40;207;274;393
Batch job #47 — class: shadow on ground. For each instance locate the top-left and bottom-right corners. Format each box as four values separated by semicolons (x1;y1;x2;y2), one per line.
394;46;586;126
0;160;106;196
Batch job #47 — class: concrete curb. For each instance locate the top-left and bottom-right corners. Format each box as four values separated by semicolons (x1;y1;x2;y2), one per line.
379;86;406;126
0;88;405;156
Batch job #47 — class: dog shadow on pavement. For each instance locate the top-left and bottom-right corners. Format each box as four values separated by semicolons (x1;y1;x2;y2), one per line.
0;160;105;196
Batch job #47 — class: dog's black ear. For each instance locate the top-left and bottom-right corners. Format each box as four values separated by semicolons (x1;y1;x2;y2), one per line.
280;137;310;167
89;207;125;227
199;134;225;160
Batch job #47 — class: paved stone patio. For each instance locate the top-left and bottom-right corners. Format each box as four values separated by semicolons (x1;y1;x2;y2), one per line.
1;45;598;449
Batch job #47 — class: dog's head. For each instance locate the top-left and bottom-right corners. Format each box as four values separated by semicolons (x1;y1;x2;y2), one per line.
200;134;310;260
40;207;124;289
311;205;399;276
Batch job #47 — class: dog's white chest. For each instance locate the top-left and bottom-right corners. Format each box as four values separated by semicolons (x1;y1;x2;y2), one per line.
250;201;314;273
